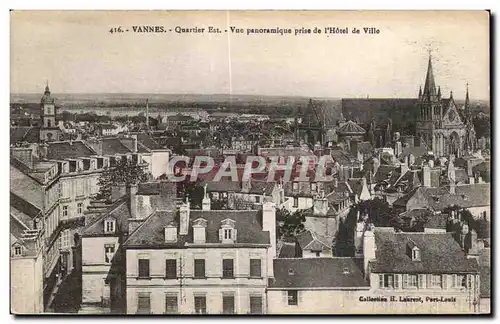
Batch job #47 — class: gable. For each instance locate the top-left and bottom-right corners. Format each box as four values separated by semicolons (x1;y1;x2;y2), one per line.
442;100;463;126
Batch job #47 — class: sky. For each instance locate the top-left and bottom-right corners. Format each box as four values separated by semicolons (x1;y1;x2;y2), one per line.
10;10;490;100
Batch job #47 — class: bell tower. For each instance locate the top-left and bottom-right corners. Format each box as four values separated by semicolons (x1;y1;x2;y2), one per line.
39;82;60;142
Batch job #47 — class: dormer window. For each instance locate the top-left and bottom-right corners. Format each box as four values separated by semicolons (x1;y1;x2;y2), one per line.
193;218;208;244
288;269;295;276
13;246;22;256
104;218;116;234
407;239;421;261
219;219;237;243
412;248;421;261
311;183;317;192
292;182;299;190
165;224;178;243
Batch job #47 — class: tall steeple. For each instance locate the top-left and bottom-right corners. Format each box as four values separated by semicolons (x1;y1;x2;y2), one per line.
422;53;437;100
464;83;470;114
418;85;422;99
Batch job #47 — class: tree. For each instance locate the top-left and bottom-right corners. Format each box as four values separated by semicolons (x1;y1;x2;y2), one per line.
97;158;149;200
276;208;307;240
177;178;204;209
334;219;355;257
355;198;395;227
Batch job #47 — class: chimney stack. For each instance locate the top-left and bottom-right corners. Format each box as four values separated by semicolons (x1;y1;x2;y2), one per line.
422;165;431;187
262;201;276;277
363;224;376;279
128;183;138;219
179;200;190;235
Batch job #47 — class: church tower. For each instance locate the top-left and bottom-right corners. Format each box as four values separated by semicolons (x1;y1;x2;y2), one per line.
464;83;477;153
415;53;466;158
39;82;61;142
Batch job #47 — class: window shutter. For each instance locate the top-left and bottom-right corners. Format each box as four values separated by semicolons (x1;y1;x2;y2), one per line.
219;229;223;242
418;274;426;289
233;229;237;242
378;275;383;288
298;290;304;304
282;291;288;305
402;274;408;289
442;275;448;289
426;274;431;288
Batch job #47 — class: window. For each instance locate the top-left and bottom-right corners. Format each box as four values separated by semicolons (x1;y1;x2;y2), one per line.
311;183;317;192
293;197;299;208
104;219;116;233
430;274;442;287
418;274;426;289
315;251;321;257
165;259;177;279
454;274;467;288
77;203;83;215
408;274;418;288
137;293;151;314
380;274;394;288
249;295;263;314
292;182;299;190
255;196;261;203
60;230;71;249
194;259;205;278
165;295;178;314
412;249;421;261
223;259;234;278
62;205;68;218
287;290;298;305
250;259;261;277
194;296;207;314
104;244;115;264
14;246;22;256
224;229;232;240
222;295;235;314
138;259;150;278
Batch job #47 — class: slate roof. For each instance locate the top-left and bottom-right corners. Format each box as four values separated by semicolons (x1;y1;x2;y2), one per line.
82;198;131;237
337;120;366;134
296;230;332;252
370;231;479;274
270;258;369;288
477;248;490;298
136;133;163;150
123;209;270;248
10;165;44;210
100;138;132;155
10;126;41;144
473;161;490;182
400;146;429;161
47;141;96;160
206;180;242;193
278;242;297;258
393;183;490;210
10;192;42;220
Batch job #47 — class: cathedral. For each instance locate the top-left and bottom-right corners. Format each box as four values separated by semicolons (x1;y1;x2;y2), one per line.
415;54;476;158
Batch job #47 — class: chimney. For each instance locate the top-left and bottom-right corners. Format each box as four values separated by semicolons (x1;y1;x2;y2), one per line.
179;200;190;235
449;181;456;195
11;147;34;168
110;184;126;202
466;229;478;256
262;201;276;277
135;194;153;219
354;221;365;257
400;161;409;176
422;165;431;187
339;165;345;181
127;183;138;219
373;157;380;176
201;183;211;211
363;224;376;279
242;176;252;193
313;191;329;216
333;177;338;188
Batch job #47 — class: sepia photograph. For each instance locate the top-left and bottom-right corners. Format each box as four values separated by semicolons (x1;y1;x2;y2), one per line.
9;10;491;315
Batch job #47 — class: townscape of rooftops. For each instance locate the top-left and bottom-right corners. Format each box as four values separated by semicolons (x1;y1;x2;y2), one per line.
10;54;490;314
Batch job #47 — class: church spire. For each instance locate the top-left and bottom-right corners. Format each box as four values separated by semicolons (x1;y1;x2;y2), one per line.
418;85;422;99
44;80;50;94
423;53;437;100
465;83;470;113
437;86;441;99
